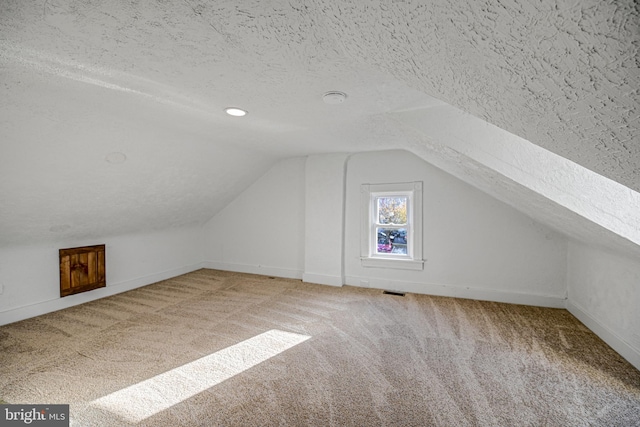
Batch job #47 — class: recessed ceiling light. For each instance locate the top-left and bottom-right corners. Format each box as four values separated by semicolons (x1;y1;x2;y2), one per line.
225;107;247;117
322;91;347;105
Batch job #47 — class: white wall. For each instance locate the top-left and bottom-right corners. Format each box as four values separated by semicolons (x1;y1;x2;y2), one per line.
567;241;640;370
202;157;306;279
201;149;567;307
5;148;636;370
302;154;349;286
0;225;203;325
344;150;568;307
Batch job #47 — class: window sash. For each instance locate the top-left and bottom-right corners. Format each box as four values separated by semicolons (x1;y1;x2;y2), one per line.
360;182;424;271
370;191;413;259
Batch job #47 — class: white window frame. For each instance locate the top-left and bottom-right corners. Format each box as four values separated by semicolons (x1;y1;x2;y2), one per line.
360;182;424;270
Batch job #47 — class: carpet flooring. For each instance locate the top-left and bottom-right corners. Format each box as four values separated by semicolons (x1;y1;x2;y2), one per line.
1;269;639;426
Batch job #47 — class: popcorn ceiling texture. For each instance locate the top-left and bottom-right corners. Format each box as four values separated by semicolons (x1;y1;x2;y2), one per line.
0;0;638;247
316;0;640;191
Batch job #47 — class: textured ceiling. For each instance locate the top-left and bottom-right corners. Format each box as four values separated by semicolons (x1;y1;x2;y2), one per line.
0;0;638;247
317;0;640;190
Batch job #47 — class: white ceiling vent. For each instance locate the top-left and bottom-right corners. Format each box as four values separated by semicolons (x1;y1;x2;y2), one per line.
322;91;347;105
105;152;127;164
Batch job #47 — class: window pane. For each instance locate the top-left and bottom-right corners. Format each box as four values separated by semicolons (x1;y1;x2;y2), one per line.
376;228;408;255
377;197;407;225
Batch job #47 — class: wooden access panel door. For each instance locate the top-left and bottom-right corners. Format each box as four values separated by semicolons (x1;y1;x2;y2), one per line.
59;244;106;297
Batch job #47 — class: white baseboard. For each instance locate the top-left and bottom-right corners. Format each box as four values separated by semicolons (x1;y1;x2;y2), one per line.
302;273;343;287
0;263;205;326
567;300;640;371
344;276;566;308
203;261;303;280
201;262;341;286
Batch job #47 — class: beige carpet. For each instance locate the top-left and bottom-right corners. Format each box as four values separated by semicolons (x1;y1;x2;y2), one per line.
1;269;639;426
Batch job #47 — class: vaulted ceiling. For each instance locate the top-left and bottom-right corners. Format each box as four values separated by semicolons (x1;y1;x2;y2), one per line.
1;1;638;250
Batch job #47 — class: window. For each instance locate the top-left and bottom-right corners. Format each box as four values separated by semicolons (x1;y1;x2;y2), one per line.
360;182;423;270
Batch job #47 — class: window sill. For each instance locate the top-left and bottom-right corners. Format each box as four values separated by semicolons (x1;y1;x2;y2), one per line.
360;257;424;270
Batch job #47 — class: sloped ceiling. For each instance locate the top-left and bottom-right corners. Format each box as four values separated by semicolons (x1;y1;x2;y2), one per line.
319;0;639;189
1;0;638;250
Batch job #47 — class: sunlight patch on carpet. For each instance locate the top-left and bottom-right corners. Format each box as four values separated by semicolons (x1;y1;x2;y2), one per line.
91;329;310;423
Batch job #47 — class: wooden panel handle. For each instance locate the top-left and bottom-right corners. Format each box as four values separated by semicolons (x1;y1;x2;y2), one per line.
71;263;88;274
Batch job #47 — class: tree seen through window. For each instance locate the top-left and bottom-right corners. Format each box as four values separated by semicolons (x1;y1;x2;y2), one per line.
376;197;408;254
